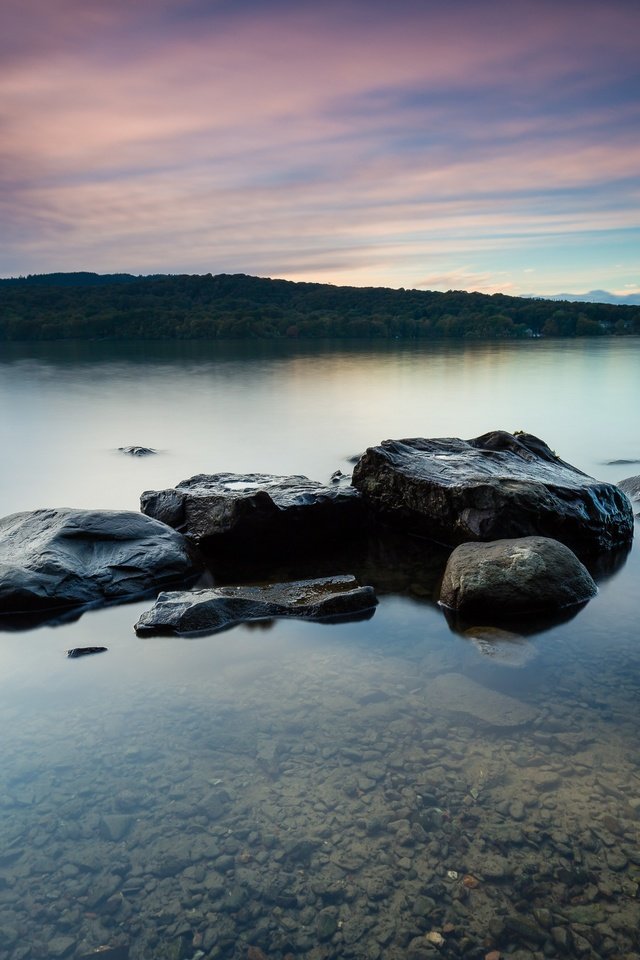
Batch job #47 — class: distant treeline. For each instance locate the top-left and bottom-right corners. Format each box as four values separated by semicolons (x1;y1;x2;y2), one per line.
1;271;638;341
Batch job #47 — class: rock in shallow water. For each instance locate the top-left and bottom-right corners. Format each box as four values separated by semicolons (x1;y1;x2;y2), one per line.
439;536;598;618
0;509;195;613
134;575;377;636
118;445;157;456
141;472;365;559
352;430;634;554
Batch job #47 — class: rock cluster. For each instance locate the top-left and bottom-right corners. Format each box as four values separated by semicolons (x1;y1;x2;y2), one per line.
0;431;632;630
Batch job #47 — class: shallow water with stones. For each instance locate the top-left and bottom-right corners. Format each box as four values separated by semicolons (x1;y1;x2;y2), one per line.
0;339;639;960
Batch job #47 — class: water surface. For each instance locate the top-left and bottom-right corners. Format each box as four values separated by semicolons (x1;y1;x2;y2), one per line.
0;339;639;960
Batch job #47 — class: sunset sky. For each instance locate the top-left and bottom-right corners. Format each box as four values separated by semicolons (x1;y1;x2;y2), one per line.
2;0;639;295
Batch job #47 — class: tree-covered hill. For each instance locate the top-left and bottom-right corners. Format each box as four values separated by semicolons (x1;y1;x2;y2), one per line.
1;272;638;341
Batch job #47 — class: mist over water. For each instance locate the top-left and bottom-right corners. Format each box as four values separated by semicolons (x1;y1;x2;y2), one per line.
0;338;639;960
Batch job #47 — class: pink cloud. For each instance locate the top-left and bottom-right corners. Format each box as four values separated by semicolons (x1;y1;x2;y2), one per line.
1;0;639;291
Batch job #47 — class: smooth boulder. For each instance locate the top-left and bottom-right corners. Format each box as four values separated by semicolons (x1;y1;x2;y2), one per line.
134;575;378;636
352;430;634;553
140;473;365;557
0;509;196;613
438;536;597;617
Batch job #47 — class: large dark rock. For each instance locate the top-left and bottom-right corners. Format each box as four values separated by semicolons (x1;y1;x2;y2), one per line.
0;509;196;614
352;430;634;554
140;473;365;558
134;574;377;636
439;536;597;618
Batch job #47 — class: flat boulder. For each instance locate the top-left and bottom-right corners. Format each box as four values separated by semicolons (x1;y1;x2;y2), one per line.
439;536;597;618
0;509;196;614
140;473;365;557
352;430;634;553
134;574;377;636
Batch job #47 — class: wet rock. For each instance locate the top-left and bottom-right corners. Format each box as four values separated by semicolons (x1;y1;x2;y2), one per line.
617;474;640;503
425;673;537;727
118;446;157;456
99;814;133;842
219;885;247;912
134;575;377;636
567;905;607;925
504;914;546;944
140;472;365;559
78;947;129;960
316;907;338;941
47;938;76;958
67;646;108;658
439;537;597;618
407;935;437;959
476;854;513;881
0;508;196;614
605;849;628;871
352;431;634;553
85;874;121;907
196;788;230;821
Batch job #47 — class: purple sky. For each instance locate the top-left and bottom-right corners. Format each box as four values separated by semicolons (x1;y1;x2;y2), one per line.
1;0;639;295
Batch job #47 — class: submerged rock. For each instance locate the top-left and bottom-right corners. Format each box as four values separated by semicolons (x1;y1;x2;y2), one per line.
439;536;597;618
0;509;195;613
425;672;537;727
134;575;377;636
140;472;365;558
352;430;634;554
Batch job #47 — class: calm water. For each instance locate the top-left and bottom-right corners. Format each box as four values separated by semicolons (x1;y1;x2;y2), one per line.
0;338;639;960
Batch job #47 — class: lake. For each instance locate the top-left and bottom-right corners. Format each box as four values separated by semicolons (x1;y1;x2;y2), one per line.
1;338;639;960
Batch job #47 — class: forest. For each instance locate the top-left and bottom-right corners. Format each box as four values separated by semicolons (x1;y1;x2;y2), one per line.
1;271;638;341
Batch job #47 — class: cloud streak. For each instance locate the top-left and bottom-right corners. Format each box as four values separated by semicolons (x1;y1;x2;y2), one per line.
1;0;639;294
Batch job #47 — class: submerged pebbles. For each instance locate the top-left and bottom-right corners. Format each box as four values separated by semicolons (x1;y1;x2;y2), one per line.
1;629;640;960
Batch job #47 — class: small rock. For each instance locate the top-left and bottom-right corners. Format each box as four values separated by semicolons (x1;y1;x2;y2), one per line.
316;907;338;941
48;936;76;957
118;446;157;456
504;914;546;944
426;930;445;947
67;646;108;658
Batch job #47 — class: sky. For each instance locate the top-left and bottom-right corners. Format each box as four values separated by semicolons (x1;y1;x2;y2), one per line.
1;0;639;296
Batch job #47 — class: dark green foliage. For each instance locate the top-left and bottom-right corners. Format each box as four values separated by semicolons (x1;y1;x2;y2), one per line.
0;272;638;341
